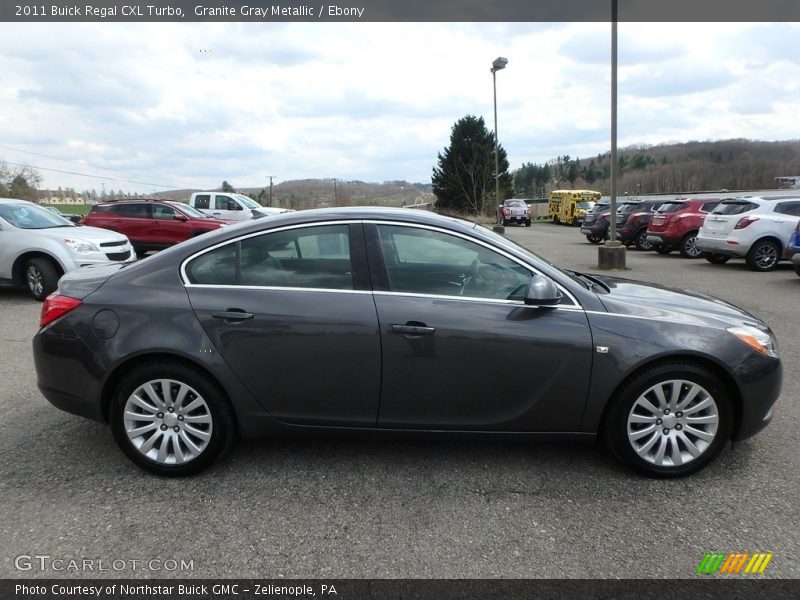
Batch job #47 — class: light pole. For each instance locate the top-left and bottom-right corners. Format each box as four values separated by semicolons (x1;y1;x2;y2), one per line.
264;176;274;207
491;57;508;207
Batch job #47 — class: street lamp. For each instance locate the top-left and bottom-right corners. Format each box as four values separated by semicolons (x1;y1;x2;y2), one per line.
491;57;508;208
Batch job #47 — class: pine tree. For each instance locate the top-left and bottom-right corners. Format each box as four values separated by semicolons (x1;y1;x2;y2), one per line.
432;115;512;214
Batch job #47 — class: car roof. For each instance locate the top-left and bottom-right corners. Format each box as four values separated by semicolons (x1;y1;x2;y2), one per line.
0;198;34;205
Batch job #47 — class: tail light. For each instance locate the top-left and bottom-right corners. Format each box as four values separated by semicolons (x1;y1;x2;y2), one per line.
735;216;759;229
40;294;82;328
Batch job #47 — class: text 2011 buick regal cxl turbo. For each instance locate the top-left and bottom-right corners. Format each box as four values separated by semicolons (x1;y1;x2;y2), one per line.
32;208;782;477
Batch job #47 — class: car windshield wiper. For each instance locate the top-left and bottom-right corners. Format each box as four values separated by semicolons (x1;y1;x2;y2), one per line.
566;270;610;292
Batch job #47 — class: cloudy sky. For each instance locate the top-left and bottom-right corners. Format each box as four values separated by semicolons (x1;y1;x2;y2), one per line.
1;21;799;193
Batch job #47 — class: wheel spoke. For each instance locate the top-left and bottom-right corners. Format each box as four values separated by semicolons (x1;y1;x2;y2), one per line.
180;430;203;455
184;414;212;424
668;382;682;411
172;434;186;464
129;393;158;413
683;397;712;415
182;397;205;413
636;397;661;416
143;382;166;409
653;435;668;465
685;414;718;425
184;424;211;441
173;384;190;410
677;432;702;458
127;423;158;437
160;380;174;407
676;384;701;410
683;425;715;443
125;410;158;422
629;413;657;424
139;430;162;454
637;431;660;455
668;436;683;466
629;424;658;441
156;433;170;463
652;385;668;410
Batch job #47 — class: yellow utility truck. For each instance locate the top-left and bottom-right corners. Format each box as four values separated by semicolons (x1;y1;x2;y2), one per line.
548;190;601;225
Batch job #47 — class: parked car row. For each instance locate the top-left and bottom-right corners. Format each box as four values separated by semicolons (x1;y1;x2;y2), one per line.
579;195;800;273
1;193;290;300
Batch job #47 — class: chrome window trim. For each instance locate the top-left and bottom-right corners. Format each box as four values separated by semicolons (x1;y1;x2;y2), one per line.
180;218;581;307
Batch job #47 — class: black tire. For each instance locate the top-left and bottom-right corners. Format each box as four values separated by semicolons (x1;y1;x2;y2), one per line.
679;231;702;258
25;257;59;301
703;252;730;265
525;220;531;227
794;262;800;278
602;361;733;478
110;361;236;476
553;216;560;224
586;234;602;244
502;219;509;227
634;229;653;251
656;246;673;255
746;239;781;272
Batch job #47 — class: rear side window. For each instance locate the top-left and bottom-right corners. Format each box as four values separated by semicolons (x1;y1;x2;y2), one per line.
90;205;112;213
712;201;758;215
112;204;149;218
185;225;354;290
701;202;719;212
193;195;211;210
656;202;686;214
775;201;800;217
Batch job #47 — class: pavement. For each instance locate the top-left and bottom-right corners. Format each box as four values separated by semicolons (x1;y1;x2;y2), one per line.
0;222;797;579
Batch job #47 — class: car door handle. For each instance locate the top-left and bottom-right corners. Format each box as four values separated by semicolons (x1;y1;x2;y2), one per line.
211;310;254;321
391;323;435;336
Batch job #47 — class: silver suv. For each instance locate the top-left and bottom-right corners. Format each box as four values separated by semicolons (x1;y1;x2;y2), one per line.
0;198;136;300
696;196;800;271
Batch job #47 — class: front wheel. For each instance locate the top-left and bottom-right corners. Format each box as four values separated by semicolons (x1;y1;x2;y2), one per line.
602;362;732;478
586;234;602;244
746;240;781;272
110;361;236;476
25;257;59;301
525;220;531;227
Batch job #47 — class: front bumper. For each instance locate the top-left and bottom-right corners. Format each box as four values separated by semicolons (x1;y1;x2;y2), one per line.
581;222;609;236
733;353;782;440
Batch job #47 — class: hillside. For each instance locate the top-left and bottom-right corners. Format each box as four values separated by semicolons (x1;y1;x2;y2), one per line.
514;139;800;197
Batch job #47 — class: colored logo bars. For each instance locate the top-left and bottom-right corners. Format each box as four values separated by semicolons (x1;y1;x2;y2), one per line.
696;552;774;575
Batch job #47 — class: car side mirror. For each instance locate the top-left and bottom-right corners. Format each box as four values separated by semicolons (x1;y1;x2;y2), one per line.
524;274;562;306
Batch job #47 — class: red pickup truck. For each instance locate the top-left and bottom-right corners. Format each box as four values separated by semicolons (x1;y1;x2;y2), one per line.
497;200;531;227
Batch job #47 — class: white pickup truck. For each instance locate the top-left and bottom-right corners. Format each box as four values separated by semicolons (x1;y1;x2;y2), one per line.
188;192;292;222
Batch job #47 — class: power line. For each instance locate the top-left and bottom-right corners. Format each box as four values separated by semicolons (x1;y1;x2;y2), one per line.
1;160;178;189
0;144;195;188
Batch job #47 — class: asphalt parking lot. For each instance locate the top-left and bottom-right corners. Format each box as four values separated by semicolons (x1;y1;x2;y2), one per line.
0;222;797;579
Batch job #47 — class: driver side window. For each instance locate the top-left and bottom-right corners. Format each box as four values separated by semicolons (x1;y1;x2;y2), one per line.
376;225;531;301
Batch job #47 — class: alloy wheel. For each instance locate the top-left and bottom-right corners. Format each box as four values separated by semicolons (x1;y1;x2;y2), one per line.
752;243;778;270
123;379;213;465
26;265;43;297
626;379;719;467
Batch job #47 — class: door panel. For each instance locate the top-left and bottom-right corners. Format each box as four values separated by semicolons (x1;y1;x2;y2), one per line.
374;294;592;431
187;287;381;426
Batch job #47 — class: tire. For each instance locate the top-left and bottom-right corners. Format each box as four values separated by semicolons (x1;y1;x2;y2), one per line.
525;220;531;227
25;257;59;301
679;232;702;258
553;217;560;224
502;219;509;227
602;362;733;478
703;252;730;265
655;246;673;255
586;234;602;244
110;361;236;476
795;262;800;278
746;239;781;272
634;229;653;251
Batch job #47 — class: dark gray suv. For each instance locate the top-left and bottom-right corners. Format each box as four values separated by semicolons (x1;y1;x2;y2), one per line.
33;208;782;477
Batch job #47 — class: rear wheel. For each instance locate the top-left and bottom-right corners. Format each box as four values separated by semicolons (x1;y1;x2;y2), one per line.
746;240;781;272
586;234;602;244
110;361;236;476
525;220;531;227
679;232;702;258
553;216;560;224
635;229;653;251
602;362;732;478
703;252;730;265
25;257;59;301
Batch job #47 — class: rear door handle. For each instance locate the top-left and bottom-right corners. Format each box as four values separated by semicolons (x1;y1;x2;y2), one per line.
211;310;254;321
391;323;435;336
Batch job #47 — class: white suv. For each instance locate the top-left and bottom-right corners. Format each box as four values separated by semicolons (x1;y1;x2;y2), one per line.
0;198;136;300
696;196;800;271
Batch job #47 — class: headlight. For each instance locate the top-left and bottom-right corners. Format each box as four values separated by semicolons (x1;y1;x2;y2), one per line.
727;325;778;358
63;238;99;255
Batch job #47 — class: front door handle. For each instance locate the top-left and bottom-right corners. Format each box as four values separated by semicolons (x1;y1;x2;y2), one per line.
391;323;435;337
212;310;254;321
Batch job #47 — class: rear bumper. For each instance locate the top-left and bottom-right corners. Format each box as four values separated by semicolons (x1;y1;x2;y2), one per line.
695;236;748;257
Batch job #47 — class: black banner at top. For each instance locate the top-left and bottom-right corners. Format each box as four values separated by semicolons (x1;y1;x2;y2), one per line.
3;0;800;22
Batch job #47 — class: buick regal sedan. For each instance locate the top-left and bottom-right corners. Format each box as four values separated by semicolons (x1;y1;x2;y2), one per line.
33;208;782;477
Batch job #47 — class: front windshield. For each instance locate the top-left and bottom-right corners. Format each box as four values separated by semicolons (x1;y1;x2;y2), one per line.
505;200;526;207
174;203;208;218
0;203;74;229
235;194;260;209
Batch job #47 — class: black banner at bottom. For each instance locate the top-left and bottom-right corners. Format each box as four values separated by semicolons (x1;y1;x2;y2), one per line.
2;579;799;600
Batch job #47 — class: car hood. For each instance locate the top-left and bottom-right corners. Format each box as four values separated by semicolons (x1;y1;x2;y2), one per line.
592;274;767;330
31;225;130;243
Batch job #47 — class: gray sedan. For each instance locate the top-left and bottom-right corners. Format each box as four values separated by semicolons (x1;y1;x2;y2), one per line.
32;208;782;477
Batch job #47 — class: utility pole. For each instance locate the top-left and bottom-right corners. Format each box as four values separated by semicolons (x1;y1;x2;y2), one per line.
333;178;337;206
265;176;274;207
